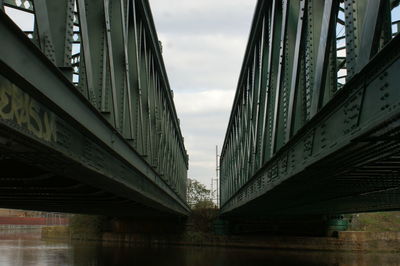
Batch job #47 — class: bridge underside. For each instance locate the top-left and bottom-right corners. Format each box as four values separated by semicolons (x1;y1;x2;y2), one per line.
223;142;400;218
0;155;161;217
0;142;176;217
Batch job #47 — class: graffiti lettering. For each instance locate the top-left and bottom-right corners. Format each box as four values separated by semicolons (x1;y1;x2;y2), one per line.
0;78;57;142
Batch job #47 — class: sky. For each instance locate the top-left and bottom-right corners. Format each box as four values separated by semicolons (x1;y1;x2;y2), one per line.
149;0;257;189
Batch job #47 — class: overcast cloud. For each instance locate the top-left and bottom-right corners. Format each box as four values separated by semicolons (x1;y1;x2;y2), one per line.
149;0;257;188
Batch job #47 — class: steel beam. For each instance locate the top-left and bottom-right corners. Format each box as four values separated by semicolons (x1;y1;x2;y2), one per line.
356;0;383;72
286;0;306;142
76;0;95;101
310;0;336;117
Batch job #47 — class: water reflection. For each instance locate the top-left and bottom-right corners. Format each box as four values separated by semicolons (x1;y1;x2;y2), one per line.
0;229;399;266
94;245;400;266
0;239;72;266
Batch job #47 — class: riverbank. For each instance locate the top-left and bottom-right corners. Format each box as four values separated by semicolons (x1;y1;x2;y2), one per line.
39;211;400;252
40;226;400;252
100;231;400;252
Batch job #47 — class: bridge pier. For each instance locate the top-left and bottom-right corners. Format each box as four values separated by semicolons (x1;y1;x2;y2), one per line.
217;215;350;237
94;216;189;246
325;215;350;237
107;216;187;235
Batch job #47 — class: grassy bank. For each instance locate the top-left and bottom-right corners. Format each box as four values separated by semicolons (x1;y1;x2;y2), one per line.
41;226;69;240
349;212;400;232
42;214;106;241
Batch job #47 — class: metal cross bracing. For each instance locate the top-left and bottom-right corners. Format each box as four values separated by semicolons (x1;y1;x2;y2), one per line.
0;0;189;216
220;0;400;217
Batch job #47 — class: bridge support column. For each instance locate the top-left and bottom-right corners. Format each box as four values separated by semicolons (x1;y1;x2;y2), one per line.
107;216;187;235
325;215;350;237
220;214;351;237
213;219;230;235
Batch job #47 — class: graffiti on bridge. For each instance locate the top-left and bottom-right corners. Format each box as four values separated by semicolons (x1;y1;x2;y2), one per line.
0;76;57;142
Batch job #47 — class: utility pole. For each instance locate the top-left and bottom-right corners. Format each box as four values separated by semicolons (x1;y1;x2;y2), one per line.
216;145;219;207
211;145;220;208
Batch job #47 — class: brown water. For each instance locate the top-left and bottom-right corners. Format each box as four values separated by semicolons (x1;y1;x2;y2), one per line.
0;229;399;266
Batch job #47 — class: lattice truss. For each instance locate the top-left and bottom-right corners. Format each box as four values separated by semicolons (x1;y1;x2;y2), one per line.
220;0;400;215
1;0;188;201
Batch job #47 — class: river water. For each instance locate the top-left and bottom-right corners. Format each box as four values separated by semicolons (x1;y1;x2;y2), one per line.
0;229;399;266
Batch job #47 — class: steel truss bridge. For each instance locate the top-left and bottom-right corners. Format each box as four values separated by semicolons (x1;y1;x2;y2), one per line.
0;0;190;216
220;0;400;218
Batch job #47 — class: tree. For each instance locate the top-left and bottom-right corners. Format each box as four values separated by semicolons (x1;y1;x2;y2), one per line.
194;199;216;209
186;178;212;208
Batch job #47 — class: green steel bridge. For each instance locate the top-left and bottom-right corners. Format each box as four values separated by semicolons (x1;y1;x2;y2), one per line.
0;0;189;217
220;0;400;220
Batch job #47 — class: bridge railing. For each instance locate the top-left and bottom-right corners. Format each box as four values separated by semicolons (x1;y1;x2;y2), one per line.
220;0;400;209
1;0;188;204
